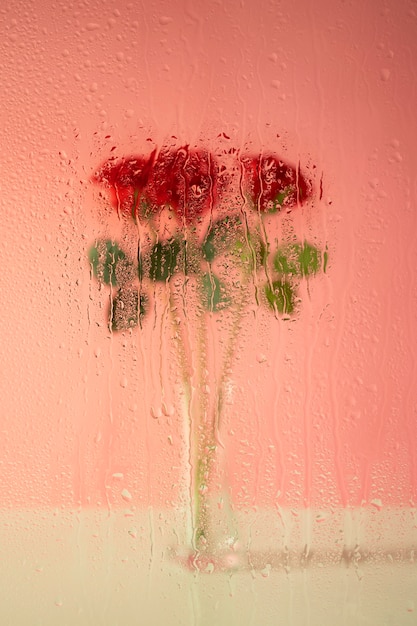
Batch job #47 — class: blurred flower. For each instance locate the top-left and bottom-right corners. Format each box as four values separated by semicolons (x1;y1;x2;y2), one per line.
92;150;156;214
241;154;311;213
146;147;218;223
92;147;218;224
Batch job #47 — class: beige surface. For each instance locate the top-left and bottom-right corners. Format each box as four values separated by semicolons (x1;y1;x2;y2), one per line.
1;507;416;625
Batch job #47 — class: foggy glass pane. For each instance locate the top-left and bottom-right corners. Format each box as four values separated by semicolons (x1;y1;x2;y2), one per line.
1;0;416;624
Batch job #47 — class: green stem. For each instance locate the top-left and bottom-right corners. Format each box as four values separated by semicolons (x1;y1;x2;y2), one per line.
169;254;253;556
167;290;195;545
215;265;253;432
193;268;253;553
191;305;218;550
167;284;215;552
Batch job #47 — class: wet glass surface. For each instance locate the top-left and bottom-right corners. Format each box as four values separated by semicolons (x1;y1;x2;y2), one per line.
1;0;417;623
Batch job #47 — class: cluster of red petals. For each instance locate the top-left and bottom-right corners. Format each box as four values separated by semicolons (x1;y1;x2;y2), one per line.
92;147;311;223
92;151;156;215
241;154;311;212
92;147;218;223
146;147;218;223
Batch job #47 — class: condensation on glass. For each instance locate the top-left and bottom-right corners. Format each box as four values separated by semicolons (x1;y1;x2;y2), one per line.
0;0;416;624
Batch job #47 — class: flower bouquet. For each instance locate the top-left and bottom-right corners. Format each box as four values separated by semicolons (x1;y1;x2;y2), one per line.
88;144;327;571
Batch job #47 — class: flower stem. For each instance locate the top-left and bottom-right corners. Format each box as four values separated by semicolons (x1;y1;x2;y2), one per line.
169;262;252;557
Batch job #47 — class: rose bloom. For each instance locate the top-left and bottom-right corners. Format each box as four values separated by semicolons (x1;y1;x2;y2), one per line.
241;154;311;213
92;150;156;214
146;147;218;224
93;147;219;224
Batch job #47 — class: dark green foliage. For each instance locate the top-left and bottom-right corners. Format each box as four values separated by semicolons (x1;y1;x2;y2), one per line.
264;280;296;314
201;272;230;312
274;241;321;277
89;240;128;286
323;246;328;273
274;245;299;275
202;216;243;262
149;239;181;282
89;231;328;327
111;287;148;331
298;241;321;276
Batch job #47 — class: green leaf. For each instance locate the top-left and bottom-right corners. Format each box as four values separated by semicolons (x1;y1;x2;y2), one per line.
202;232;215;262
323;246;328;273
264;280;296;314
89;240;128;286
201;272;230;312
202;215;243;262
111;287;148;332
232;231;268;272
274;245;300;275
274;241;322;277
298;242;321;276
142;238;200;280
137;245;145;281
149;239;181;282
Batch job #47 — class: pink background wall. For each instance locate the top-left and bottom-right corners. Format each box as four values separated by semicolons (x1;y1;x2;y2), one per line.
1;0;417;510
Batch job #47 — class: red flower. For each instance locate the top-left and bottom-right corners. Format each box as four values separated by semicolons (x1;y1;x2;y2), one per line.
147;147;218;223
92;150;156;214
241;154;311;212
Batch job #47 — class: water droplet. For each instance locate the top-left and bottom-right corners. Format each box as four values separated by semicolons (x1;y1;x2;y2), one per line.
271;80;280;89
120;376;128;388
162;402;174;416
121;488;132;502
112;473;124;480
159;16;173;25
261;563;272;578
371;498;383;511
380;68;390;81
151;406;162;419
86;22;100;31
